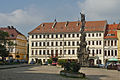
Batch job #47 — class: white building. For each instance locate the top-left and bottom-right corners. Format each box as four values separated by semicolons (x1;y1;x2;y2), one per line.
28;20;118;65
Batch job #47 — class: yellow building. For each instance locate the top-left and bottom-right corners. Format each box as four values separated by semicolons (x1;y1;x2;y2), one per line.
0;26;27;61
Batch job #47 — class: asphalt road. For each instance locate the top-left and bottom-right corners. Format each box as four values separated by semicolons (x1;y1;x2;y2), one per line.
0;65;119;80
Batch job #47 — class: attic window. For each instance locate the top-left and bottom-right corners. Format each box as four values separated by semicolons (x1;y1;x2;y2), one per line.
107;34;115;36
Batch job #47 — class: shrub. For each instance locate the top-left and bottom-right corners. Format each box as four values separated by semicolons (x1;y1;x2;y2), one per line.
57;59;66;66
48;59;52;64
63;62;81;72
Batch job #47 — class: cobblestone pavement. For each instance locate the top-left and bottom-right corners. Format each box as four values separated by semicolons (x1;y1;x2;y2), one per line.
81;67;120;80
0;65;87;80
0;65;119;80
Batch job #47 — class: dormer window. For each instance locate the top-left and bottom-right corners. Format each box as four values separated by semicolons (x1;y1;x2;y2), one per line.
52;19;57;28
10;34;14;37
65;21;69;27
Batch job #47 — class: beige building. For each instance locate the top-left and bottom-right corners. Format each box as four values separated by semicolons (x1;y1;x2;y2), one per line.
0;26;27;60
28;20;114;65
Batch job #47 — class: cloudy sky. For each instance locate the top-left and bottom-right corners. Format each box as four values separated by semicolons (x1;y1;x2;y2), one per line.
0;0;120;36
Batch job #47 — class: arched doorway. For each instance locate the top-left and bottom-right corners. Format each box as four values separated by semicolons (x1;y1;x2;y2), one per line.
89;59;94;66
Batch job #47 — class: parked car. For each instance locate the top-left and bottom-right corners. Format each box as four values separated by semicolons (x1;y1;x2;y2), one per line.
98;64;104;68
52;61;57;66
30;60;35;64
44;61;48;65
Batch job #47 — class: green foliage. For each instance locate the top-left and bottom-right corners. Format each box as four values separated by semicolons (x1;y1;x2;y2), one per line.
63;62;81;72
48;59;52;64
57;59;66;66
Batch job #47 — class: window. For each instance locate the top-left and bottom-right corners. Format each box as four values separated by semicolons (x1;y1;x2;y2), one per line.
47;35;49;38
32;50;34;55
56;34;58;38
60;50;62;55
64;50;66;55
88;33;90;37
115;40;117;46
39;42;41;46
64;42;66;46
99;41;101;45
92;50;94;56
108;40;110;46
68;34;71;37
111;40;113;46
77;41;79;46
47;50;49;55
60;34;62;38
104;41;106;46
32;42;34;47
99;49;101;54
64;34;66;38
43;42;45;46
68;50;70;55
111;50;113;56
99;33;101;36
51;42;53;46
92;41;94;45
35;42;38;46
35;50;38;55
39;50;41;55
43;50;45;55
96;50;98;54
56;42;58;46
72;50;75;55
32;35;34;38
43;35;45;38
72;34;75;37
68;42;70;46
115;50;117;56
77;34;79;37
36;35;38;38
72;42;75;46
39;35;41;38
108;50;110;56
92;33;94;37
88;41;90;45
96;33;98;37
51;35;53;38
60;42;62;46
96;41;98;45
47;42;49;46
104;50;107;56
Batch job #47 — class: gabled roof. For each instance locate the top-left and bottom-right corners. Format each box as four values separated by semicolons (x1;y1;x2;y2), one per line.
0;27;24;40
28;20;107;34
104;24;118;39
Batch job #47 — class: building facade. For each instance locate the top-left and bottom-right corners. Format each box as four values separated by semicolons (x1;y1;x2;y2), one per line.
0;26;27;60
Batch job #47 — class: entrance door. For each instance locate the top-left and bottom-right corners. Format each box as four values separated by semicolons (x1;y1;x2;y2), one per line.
89;59;94;66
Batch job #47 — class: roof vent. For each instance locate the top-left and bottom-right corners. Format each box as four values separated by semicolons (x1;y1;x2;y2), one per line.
52;19;57;28
65;21;69;27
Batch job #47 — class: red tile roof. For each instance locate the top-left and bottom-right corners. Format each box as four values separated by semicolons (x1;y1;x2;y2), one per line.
0;27;23;40
28;20;107;34
104;24;118;39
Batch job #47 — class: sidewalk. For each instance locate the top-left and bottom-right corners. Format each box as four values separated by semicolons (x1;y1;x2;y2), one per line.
0;64;34;70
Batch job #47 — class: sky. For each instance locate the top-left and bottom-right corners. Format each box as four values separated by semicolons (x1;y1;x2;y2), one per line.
0;0;120;36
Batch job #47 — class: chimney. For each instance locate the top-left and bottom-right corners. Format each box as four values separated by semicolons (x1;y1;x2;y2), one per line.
113;22;116;24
